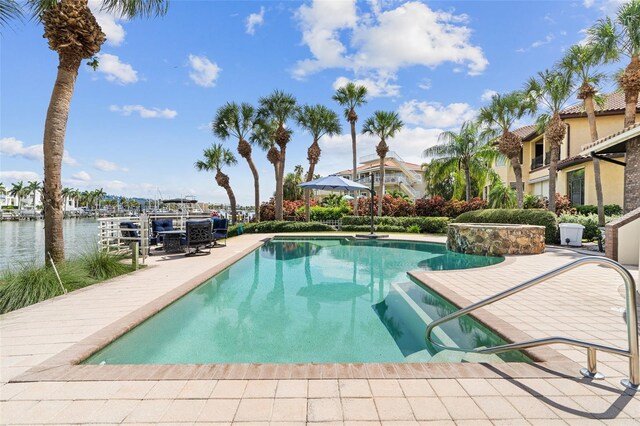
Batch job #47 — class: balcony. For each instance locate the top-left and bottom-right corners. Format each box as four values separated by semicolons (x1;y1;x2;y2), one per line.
531;152;550;170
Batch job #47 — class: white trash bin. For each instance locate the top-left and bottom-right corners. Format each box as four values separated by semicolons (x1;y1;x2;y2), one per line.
559;223;585;246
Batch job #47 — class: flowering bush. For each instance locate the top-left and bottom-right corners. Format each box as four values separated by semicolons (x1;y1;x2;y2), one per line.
259;199;317;221
414;196;486;218
352;195;415;217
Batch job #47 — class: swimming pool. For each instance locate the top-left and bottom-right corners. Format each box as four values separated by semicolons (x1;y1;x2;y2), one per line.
85;237;528;364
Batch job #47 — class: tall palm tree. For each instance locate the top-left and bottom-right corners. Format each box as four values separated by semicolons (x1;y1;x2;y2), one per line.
0;0;169;263
195;143;239;225
523;69;574;214
283;165;304;201
589;0;640;128
61;187;73;214
212;102;262;221
9;181;26;210
92;188;106;210
424;121;497;202
332;82;368;215
296;104;342;221
26;180;43;214
257;90;298;220
559;43;608;225
478;91;534;208
0;182;6;196
362;111;404;216
589;0;640;213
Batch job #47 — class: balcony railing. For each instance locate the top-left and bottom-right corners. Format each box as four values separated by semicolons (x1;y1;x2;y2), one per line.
531;152;550;170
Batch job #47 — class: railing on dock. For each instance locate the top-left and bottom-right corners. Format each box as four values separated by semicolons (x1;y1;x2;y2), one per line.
97;215;150;263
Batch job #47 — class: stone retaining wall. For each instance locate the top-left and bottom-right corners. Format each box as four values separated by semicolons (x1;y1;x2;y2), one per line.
447;223;545;256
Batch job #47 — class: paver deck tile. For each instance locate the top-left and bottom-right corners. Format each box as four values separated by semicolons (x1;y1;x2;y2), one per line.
308;379;339;398
406;396;451;421
472;395;524;419
374;397;415;421
340;379;373;397
270;397;307;422
197;398;240;422
369;379;404;397
161;398;207;422
439;396;487;420
275;379;308;398
307;398;343;422
342;397;379;421
233;398;274;422
243;379;278;398
398;379;435;397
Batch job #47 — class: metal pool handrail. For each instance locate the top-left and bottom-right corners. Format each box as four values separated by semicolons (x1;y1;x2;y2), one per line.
424;256;639;390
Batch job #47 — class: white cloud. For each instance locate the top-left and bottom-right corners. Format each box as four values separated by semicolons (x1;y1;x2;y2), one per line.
418;78;432;90
480;89;498;102
95;53;138;84
0;171;40;182
109;104;177;119
0;137;77;166
246;7;265;35
398;100;477;129
93;159;128;172
517;33;555;52
72;171;92;181
293;0;487;81
188;54;221;88
89;0;126;46
332;72;400;98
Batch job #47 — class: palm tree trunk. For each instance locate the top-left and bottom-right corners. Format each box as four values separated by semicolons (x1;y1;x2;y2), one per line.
511;158;523;208
43;56;81;264
275;146;286;221
464;166;471;202
378;156;385;216
584;94;606;226
548;145;559;213
622;55;639;128
305;163;317;222
351;119;358;216
224;185;237;225
245;156;260;222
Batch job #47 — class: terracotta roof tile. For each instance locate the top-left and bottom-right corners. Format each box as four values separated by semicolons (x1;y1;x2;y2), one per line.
580;122;640;153
561;91;640;115
513;125;538;140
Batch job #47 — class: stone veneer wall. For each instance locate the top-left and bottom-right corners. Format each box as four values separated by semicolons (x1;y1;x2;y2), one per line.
624;136;640;213
447;223;546;256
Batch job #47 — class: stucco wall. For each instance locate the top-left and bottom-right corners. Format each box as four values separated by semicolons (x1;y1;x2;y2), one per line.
557;160;624;206
564;115;627;157
617;219;640;266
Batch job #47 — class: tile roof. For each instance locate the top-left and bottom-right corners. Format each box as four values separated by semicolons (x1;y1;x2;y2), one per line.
513;125;538;140
557;152;624;170
581;122;640;153
561;91;640;115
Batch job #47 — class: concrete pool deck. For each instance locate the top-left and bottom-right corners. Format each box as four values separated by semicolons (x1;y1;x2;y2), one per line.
1;233;639;424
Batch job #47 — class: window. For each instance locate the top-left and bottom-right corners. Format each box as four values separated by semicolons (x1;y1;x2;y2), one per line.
532;141;544;169
567;169;585;206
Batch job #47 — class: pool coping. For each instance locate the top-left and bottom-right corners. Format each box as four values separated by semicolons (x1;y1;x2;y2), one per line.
11;236;581;383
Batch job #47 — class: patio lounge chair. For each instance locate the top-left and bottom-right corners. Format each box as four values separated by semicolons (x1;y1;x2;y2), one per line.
212;218;229;246
181;220;212;256
150;219;174;246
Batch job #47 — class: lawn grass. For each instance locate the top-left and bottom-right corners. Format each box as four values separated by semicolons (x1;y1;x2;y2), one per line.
0;249;137;314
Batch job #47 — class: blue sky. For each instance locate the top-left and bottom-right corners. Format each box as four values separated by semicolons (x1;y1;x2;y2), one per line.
0;0;628;205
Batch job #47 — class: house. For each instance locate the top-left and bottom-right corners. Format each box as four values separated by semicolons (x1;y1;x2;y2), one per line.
335;151;426;200
492;92;639;207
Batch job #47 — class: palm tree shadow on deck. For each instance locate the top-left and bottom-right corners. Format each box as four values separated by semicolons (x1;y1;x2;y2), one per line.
482;363;636;420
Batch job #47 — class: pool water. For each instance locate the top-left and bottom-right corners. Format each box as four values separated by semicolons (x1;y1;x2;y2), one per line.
85;238;528;364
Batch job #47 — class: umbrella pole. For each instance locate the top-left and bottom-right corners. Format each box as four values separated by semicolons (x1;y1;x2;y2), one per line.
370;172;374;236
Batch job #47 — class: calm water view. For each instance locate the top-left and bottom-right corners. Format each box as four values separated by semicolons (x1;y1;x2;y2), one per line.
0;219;99;271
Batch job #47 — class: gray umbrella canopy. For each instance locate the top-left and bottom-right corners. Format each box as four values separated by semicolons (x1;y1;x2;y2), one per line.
298;175;369;192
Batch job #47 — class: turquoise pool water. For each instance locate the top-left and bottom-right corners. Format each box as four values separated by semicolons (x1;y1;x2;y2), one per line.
85;238;528;364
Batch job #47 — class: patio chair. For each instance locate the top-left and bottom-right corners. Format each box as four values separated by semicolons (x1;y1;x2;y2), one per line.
150;219;174;246
181;220;212;256
120;221;140;241
211;218;229;246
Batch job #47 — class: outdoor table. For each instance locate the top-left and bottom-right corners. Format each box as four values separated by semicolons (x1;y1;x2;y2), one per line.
158;230;185;253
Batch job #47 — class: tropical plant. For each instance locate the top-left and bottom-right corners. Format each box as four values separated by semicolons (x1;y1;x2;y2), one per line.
387;190;410;201
0;182;6;195
424;121;498;202
296;104;342;220
195;143;239;224
0;0;169;264
283;165;305;201
91;188;106;210
9;181;26;210
212;102;262;221
257;90;298;220
478;91;535;208
333;82;368;215
488;182;517;209
559;43;609;226
61;187;74;214
523;69;574;214
362;111;404;216
589;0;640;128
26;180;43;213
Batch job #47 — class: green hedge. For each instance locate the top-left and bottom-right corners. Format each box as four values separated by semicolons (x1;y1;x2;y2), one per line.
295;205;351;221
454;209;558;243
228;221;335;236
557;213;620;241
341;216;450;233
341;225;407;233
574;204;623;216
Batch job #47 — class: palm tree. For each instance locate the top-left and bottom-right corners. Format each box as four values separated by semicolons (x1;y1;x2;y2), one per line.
424;121;497;202
296;104;342;221
478;91;534;208
488;182;517;209
559;43;608;225
283;165;304;201
92;188;106;210
195;143;239;225
257;90;298;220
589;0;640;128
212;102;262;221
9;181;26;210
26;180;43;214
0;0;168;263
524;69;574;214
362;111;404;216
333;82;368;215
0;182;6;196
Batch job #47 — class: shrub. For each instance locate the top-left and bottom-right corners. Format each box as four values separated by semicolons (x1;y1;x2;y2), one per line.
554;193;574;215
80;249;130;280
575;204;623;216
296;205;351;221
341;216;450;233
605;204;623;216
488;183;516;209
353;195;415;217
524;194;545;209
407;224;421;233
454;208;558;243
557;213;620;241
341;224;407;233
259;199;317;221
414;196;486;217
228;221;335;236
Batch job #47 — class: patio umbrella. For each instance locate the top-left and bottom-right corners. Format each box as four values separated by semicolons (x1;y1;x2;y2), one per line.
298;175;384;238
